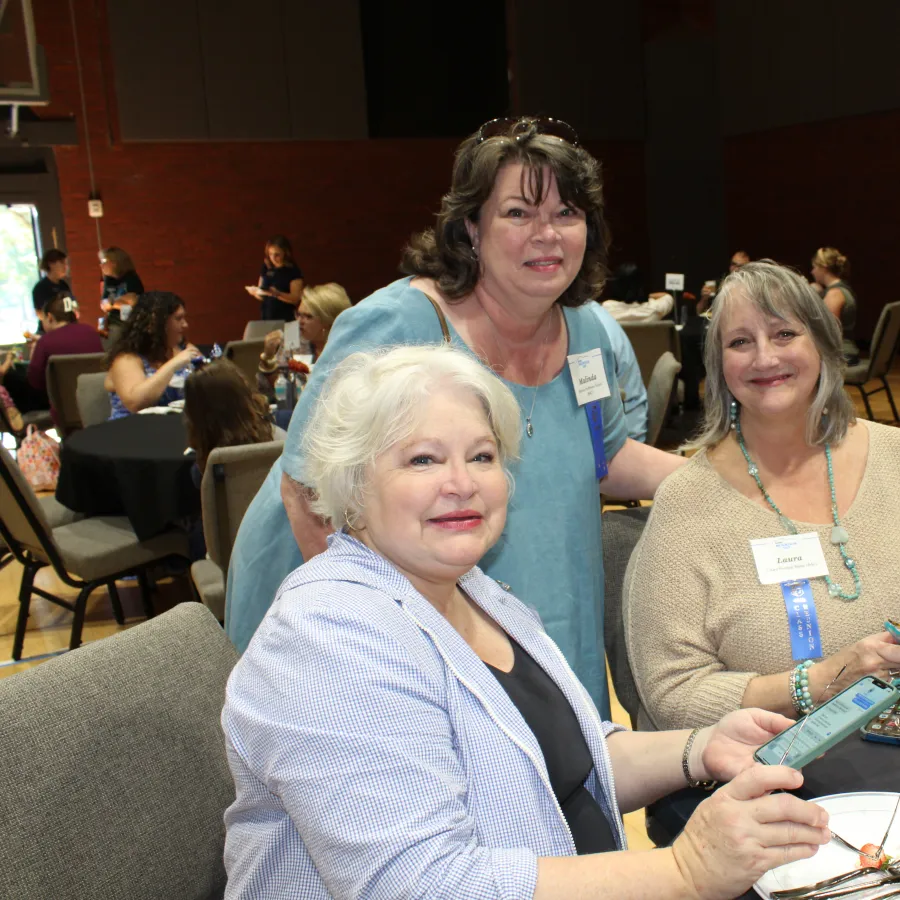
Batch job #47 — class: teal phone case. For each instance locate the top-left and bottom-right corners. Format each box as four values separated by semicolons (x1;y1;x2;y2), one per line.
754;676;900;769
885;619;900;643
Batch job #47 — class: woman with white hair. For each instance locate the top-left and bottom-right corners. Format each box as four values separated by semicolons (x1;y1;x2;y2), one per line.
625;261;900;731
222;343;829;900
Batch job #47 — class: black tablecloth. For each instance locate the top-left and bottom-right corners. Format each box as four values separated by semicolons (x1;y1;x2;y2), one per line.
56;413;199;540
647;735;900;899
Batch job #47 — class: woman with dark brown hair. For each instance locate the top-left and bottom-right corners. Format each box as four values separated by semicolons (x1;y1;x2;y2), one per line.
226;117;685;718
245;235;305;322
183;360;284;475
100;245;145;337
104;291;201;419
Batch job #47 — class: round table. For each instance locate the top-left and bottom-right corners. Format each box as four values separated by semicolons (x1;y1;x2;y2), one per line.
56;413;199;541
645;735;900;899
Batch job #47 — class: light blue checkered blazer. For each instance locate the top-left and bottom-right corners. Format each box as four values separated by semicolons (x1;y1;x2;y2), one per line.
223;532;626;899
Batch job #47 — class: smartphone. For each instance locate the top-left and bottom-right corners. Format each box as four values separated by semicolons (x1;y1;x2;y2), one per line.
861;696;900;746
754;675;900;768
885;619;900;643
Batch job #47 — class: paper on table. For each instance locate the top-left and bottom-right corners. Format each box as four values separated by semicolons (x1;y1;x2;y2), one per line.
283;320;301;351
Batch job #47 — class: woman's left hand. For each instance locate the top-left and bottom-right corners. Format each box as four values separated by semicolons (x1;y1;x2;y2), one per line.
693;708;794;782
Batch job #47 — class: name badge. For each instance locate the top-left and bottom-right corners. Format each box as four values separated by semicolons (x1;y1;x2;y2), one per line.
567;349;611;406
750;532;829;585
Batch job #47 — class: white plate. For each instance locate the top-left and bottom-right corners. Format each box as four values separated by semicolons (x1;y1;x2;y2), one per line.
754;792;900;898
137;406;180;415
168;399;184;410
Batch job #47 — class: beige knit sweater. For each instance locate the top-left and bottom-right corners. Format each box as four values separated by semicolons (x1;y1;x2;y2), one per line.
624;419;900;730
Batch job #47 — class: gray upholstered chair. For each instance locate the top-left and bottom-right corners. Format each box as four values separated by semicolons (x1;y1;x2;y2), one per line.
243;319;282;341
601;505;651;728
844;301;900;422
224;338;267;386
646;351;682;447
191;440;284;619
45;352;106;437
0;603;238;900
0;446;189;659
75;371;111;426
621;320;681;387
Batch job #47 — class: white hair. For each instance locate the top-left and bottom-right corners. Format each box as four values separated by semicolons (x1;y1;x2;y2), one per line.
301;343;522;528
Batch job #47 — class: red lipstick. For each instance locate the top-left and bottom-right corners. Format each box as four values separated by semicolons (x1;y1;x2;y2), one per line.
429;510;483;531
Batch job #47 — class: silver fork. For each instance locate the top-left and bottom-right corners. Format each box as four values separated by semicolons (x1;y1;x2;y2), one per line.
771;865;900;900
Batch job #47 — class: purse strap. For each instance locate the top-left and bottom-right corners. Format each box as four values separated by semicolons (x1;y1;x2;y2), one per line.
422;293;451;343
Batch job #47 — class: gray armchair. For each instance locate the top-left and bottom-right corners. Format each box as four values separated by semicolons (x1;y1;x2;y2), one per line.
0;603;238;900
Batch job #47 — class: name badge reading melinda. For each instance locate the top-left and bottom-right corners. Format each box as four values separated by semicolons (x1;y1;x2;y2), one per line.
750;532;829;585
566;349;611;407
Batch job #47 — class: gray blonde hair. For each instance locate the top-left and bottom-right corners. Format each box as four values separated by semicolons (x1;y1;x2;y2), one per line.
687;260;855;451
301;344;522;528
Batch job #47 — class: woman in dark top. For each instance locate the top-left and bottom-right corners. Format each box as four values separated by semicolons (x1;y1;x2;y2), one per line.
27;294;104;397
811;246;859;364
223;344;830;898
32;249;72;334
99;246;145;331
246;235;304;322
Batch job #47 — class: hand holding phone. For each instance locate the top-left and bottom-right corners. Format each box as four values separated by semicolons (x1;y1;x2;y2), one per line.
754;675;899;769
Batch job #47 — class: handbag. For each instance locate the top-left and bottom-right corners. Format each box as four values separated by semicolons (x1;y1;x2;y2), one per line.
17;425;61;491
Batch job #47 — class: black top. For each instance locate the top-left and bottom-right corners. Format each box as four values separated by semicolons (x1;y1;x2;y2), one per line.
259;262;304;321
102;272;145;325
32;276;71;313
487;641;618;855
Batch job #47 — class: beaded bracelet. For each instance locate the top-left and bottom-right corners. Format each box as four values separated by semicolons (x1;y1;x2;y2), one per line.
790;660;814;716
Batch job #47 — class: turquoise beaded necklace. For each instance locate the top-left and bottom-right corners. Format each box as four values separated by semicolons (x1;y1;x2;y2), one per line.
733;405;861;601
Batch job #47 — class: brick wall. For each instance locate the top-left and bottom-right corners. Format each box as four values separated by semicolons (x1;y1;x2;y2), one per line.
33;0;648;343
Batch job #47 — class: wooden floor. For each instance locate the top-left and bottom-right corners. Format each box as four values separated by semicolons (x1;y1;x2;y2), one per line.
1;368;897;853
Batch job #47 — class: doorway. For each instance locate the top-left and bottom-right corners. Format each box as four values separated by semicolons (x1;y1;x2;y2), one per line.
0;202;41;345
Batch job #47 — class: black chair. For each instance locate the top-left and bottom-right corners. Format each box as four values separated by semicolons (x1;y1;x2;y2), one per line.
0;446;189;659
844;301;900;422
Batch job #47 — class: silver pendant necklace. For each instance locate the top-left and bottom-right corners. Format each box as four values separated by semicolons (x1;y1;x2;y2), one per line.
486;308;556;439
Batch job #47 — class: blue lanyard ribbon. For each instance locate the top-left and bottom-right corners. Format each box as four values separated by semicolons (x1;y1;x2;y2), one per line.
586;400;608;480
780;579;823;661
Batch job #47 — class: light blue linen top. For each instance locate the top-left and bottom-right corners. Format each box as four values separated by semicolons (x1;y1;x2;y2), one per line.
222;531;626;899
587;302;648;442
225;277;627;715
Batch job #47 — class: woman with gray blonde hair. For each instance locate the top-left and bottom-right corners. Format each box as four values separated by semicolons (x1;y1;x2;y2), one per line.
223;344;829;899
225;116;685;719
625;260;900;731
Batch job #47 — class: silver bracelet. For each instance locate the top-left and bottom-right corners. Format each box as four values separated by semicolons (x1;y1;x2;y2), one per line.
682;728;716;790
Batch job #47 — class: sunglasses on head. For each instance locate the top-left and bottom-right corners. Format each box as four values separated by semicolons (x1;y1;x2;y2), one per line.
475;116;580;147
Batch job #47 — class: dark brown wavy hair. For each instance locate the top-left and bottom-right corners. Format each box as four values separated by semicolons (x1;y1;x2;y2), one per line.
105;291;183;367
400;118;610;307
183;360;274;473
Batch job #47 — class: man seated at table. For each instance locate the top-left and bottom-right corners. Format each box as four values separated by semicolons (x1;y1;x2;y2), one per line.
105;291;202;419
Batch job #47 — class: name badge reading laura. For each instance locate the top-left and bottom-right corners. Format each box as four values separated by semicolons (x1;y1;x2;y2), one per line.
750;532;829;585
566;349;611;406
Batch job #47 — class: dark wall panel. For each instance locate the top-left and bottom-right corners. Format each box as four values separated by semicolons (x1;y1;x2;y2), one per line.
198;0;291;140
286;0;367;139
512;0;644;140
107;0;208;140
644;32;725;293
719;0;900;135
834;0;900;119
